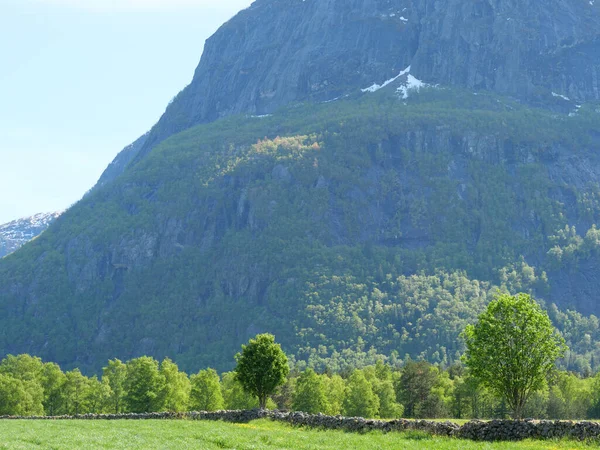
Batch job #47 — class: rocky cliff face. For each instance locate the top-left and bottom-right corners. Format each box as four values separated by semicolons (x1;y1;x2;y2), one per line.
91;133;149;192
135;0;600;159
0;212;62;258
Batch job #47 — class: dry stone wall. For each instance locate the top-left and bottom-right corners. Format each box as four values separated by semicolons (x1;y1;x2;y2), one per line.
2;410;600;442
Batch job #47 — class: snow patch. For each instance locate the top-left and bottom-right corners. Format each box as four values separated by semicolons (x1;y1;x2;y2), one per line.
361;66;411;93
397;74;429;99
250;114;273;119
552;92;571;101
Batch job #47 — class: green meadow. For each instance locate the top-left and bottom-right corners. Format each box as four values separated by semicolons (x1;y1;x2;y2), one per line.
0;419;597;450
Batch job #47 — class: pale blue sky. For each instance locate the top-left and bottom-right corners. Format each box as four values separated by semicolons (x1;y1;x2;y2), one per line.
0;0;252;223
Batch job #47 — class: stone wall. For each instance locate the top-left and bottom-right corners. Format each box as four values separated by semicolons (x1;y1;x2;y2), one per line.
2;410;600;442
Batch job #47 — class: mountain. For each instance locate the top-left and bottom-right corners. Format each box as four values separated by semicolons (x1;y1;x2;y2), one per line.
0;212;62;259
2;0;600;374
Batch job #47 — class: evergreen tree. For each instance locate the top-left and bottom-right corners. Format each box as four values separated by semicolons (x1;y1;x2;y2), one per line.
396;361;439;418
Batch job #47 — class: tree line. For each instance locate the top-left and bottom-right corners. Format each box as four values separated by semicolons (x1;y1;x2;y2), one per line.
2;352;599;420
0;293;596;420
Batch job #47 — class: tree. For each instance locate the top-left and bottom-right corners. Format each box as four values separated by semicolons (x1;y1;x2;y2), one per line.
292;369;329;414
84;376;111;414
41;362;66;416
221;372;259;410
157;358;190;412
463;293;567;419
0;373;44;416
234;333;290;409
123;357;165;413
102;359;127;414
190;368;224;411
0;354;44;383
63;369;90;415
396;360;439;418
323;374;346;415
343;370;380;418
363;362;403;418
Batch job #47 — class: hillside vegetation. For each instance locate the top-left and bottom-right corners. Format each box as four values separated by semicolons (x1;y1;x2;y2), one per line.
2;87;600;374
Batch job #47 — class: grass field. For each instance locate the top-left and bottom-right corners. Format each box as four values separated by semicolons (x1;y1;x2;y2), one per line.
0;419;598;450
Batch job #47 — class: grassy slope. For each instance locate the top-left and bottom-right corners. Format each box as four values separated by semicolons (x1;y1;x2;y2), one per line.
0;419;596;450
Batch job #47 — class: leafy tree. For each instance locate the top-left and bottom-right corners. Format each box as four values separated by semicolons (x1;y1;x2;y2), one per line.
102;359;127;413
0;354;43;382
221;372;256;409
363;362;403;418
123;357;165;413
157;358;190;412
41;362;66;416
323;374;345;415
463;293;567;419
63;369;90;415
190;368;224;411
292;368;329;414
0;373;44;416
84;376;111;414
234;334;290;409
343;370;379;418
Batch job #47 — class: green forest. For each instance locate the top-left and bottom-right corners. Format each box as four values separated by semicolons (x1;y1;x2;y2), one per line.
2;86;600;375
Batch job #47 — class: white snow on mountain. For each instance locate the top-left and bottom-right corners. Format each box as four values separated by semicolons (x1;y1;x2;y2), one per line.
0;212;62;258
362;66;411;93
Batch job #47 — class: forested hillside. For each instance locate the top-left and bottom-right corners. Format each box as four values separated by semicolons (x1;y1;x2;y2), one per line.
2;84;600;374
3;0;600;375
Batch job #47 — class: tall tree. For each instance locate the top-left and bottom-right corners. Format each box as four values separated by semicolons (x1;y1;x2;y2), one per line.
123;357;165;413
463;293;567;419
157;358;190;412
102;359;127;414
396;360;439;418
0;373;44;416
85;376;111;414
292;369;329;414
343;370;379;418
63;369;90;416
235;334;289;409
190;368;224;411
41;362;66;416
